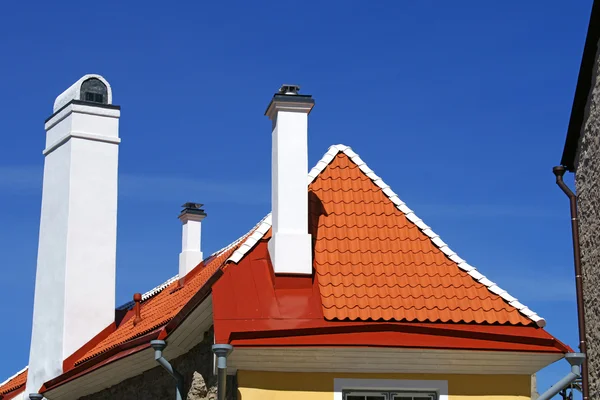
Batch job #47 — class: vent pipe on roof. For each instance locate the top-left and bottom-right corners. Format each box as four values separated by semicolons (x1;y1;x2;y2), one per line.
265;84;315;275
132;293;142;326
178;203;206;278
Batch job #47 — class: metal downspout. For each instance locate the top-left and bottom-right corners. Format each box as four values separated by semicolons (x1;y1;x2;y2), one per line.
537;353;585;400
150;340;184;400
553;166;589;400
212;344;233;400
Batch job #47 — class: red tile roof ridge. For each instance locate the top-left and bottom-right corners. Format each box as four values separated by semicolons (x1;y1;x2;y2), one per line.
226;143;546;328
116;233;250;311
0;366;27;395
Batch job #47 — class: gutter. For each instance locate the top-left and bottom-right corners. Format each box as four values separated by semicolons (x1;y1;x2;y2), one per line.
41;329;161;394
150;340;184;400
537;353;585;400
552;166;589;400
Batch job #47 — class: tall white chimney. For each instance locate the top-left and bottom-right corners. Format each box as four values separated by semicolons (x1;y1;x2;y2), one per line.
178;202;206;278
26;74;120;395
265;85;314;275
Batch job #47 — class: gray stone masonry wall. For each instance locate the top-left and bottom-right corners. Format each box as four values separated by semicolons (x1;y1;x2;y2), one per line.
575;45;600;400
79;328;236;400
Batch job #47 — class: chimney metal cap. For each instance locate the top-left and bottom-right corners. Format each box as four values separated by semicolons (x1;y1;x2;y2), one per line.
278;84;301;95
265;84;314;117
179;202;207;218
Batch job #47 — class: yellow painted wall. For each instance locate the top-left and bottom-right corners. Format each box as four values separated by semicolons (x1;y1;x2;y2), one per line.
237;370;531;400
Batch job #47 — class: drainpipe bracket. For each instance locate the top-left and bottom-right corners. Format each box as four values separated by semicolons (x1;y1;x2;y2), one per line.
565;352;586;366
212;344;233;357
150;339;167;351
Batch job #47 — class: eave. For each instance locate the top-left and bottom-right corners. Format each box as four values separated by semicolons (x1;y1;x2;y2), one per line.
562;0;600;171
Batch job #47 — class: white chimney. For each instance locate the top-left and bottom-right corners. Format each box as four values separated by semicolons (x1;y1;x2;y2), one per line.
178;202;206;278
26;74;120;394
265;85;314;275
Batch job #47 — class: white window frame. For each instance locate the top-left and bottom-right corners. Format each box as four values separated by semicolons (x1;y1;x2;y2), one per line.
334;378;448;400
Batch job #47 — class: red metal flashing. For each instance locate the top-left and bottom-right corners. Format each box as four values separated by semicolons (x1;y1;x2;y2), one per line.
224;322;570;353
213;240;569;354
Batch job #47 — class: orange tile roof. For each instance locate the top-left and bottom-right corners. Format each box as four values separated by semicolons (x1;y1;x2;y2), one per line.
74;238;244;364
310;152;531;325
228;144;544;326
0;367;27;398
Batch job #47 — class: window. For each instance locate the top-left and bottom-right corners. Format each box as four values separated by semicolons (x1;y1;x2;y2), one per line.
334;379;447;400
85;92;104;103
80;78;108;105
344;391;437;400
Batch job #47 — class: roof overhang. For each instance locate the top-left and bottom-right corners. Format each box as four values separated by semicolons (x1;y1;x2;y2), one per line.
217;318;571;354
41;291;217;400
228;346;563;376
562;0;600;171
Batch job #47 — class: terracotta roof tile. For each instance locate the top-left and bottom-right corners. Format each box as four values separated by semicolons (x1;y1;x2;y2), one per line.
0;367;27;396
308;151;533;325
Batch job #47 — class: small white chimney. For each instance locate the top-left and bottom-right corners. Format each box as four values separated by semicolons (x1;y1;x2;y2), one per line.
178;202;206;277
27;74;120;394
265;84;314;275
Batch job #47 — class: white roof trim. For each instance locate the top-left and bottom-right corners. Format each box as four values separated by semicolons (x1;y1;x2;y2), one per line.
0;365;27;389
228;144;546;328
228;214;272;264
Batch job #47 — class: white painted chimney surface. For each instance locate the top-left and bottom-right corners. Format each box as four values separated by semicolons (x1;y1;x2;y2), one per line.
265;85;315;275
26;74;120;395
178;203;206;278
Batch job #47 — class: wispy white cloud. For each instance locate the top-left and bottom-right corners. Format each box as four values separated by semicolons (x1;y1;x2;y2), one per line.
0;165;42;193
119;173;269;205
497;272;576;303
413;203;560;219
0;165;269;205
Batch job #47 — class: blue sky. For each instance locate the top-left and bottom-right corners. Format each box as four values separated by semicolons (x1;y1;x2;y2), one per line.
0;0;592;394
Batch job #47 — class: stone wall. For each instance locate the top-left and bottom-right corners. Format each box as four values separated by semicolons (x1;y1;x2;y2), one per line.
79;329;236;400
574;44;600;400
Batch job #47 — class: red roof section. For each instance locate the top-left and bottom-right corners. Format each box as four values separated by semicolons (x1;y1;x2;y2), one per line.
0;368;26;399
72;243;240;364
213;241;568;353
310;152;532;325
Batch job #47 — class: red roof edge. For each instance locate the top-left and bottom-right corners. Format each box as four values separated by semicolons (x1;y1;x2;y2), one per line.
40;329;161;394
158;268;224;340
63;322;117;372
1;387;24;400
41;267;226;394
229;323;563;348
219;319;571;354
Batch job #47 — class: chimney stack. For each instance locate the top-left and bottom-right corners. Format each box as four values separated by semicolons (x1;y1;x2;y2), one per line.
265;85;314;275
27;75;120;394
178;202;206;278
